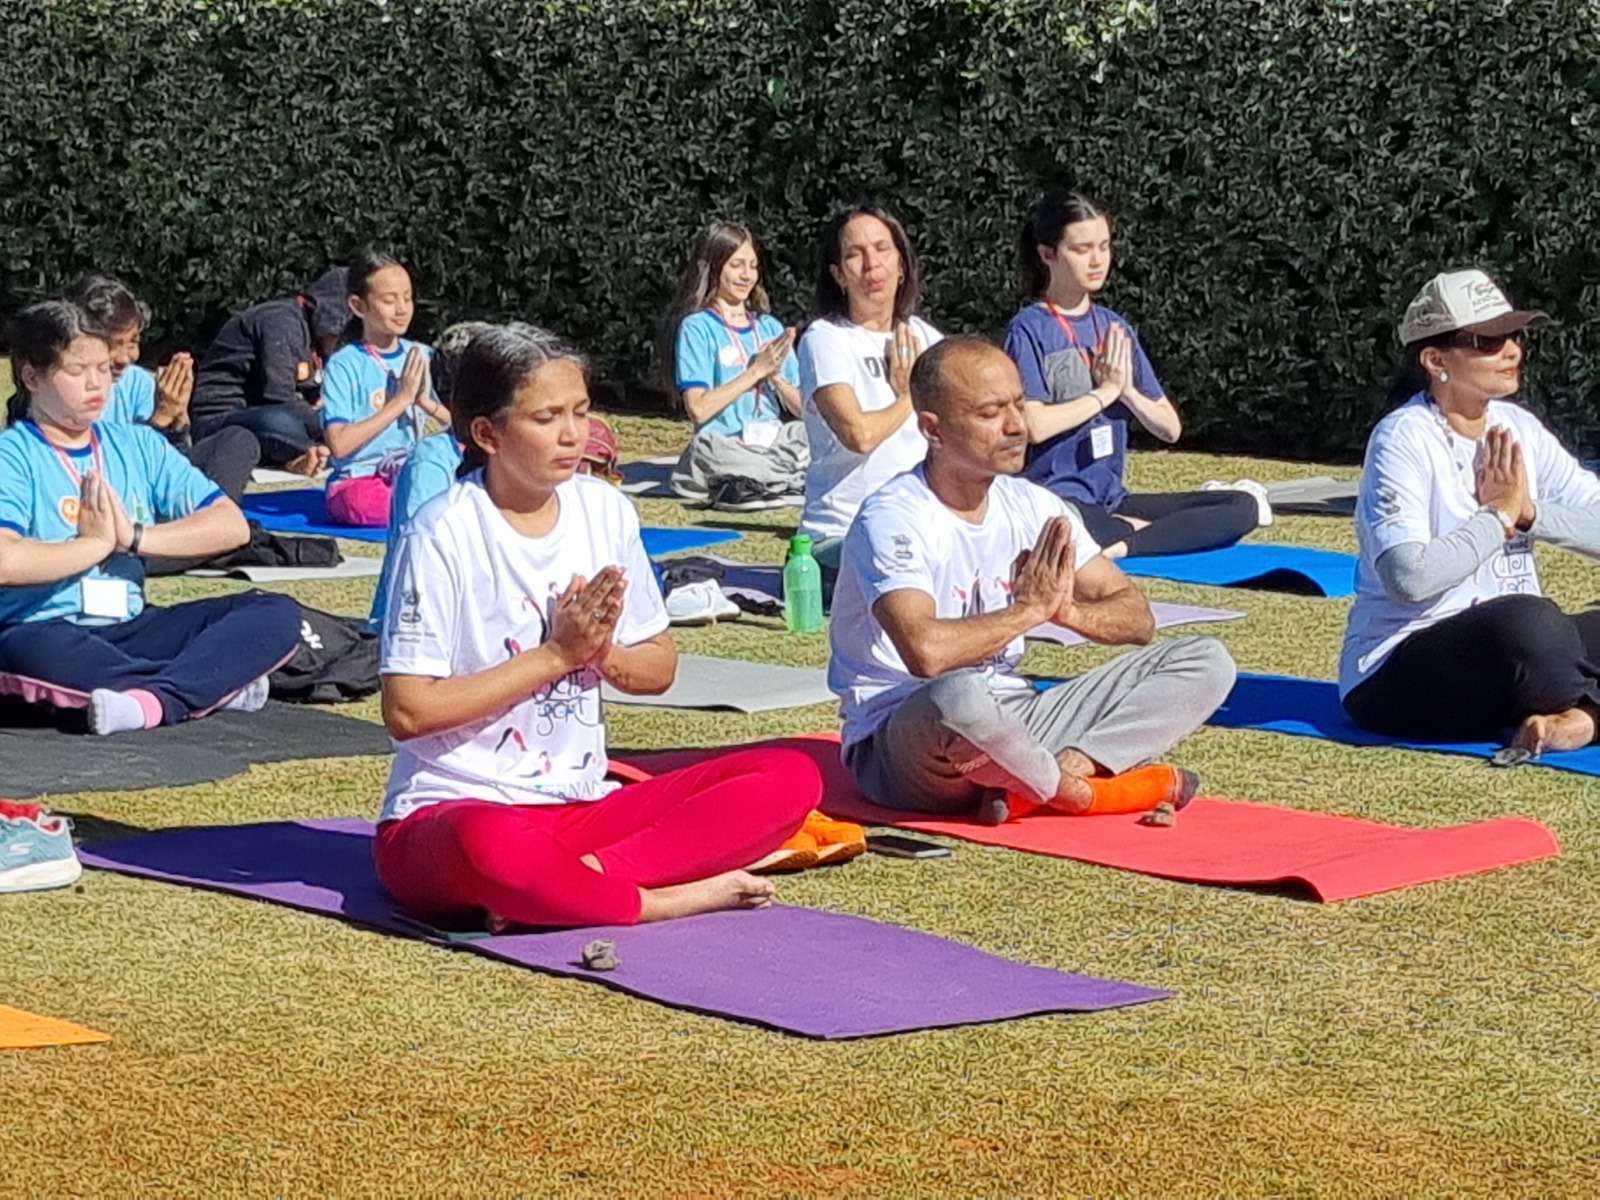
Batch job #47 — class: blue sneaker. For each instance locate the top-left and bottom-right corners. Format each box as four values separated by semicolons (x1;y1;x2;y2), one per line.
0;811;82;893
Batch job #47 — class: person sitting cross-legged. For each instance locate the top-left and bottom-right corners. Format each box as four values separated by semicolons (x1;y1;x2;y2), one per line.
828;335;1237;822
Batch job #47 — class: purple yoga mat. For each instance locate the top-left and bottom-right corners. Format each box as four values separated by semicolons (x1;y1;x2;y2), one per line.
79;818;1168;1039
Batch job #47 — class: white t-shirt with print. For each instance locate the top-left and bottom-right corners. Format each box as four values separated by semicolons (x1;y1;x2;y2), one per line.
378;471;669;821
798;315;943;541
828;466;1100;748
1339;395;1600;696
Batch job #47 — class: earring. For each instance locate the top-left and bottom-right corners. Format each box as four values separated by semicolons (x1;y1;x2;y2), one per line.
1439;371;1450;382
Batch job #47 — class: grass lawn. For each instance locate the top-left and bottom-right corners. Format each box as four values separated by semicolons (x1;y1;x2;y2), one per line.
2;416;1595;1197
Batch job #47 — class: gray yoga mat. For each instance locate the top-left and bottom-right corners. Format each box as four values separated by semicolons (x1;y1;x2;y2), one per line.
618;454;680;498
1263;476;1359;516
602;654;833;712
186;556;385;583
0;702;391;798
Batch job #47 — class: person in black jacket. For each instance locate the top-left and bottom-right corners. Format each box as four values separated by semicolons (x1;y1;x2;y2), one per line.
190;268;346;474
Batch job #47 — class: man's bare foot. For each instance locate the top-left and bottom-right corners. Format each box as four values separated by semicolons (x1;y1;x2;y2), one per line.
1511;706;1599;756
1049;748;1095;814
638;870;775;923
285;446;330;476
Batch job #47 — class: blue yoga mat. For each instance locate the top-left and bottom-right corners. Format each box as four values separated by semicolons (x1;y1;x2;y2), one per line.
1119;543;1357;597
1209;672;1600;777
241;489;740;556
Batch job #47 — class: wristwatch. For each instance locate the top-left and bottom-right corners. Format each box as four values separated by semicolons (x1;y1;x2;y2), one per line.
129;522;146;555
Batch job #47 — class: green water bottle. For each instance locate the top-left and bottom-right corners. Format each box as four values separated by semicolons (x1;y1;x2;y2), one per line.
783;533;824;633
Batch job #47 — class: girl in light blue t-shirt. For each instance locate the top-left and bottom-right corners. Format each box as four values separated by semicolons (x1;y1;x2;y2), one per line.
0;301;300;735
662;221;807;508
320;251;447;527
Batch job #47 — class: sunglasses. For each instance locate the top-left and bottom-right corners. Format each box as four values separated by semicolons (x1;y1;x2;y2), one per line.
1450;330;1525;354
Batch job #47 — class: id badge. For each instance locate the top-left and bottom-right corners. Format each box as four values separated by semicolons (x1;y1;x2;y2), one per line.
81;575;131;621
741;420;781;449
1089;423;1115;461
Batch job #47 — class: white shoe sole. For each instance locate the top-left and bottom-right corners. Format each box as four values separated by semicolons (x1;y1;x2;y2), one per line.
0;855;83;893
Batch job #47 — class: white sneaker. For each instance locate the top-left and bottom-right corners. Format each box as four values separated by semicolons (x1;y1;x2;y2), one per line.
1199;478;1274;527
665;578;740;626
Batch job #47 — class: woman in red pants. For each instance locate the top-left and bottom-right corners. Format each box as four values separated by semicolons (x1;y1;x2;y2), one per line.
374;322;819;929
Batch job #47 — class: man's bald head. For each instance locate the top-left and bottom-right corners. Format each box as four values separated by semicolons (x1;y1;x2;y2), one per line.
909;335;1014;417
910;335;1031;481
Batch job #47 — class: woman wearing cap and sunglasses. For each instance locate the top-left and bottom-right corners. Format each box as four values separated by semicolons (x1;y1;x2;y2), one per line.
1340;267;1600;755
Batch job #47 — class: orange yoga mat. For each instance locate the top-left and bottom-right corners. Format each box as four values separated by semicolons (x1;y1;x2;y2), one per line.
611;734;1560;902
0;1004;111;1050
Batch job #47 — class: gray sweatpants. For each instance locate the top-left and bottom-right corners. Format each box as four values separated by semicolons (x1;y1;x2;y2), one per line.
846;636;1236;814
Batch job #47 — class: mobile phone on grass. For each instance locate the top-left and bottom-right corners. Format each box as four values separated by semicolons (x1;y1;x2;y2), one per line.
865;834;952;859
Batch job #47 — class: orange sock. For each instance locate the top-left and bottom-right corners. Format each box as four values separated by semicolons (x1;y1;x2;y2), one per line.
1083;765;1198;814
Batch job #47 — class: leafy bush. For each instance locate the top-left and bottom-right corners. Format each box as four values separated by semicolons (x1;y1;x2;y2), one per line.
2;0;1597;458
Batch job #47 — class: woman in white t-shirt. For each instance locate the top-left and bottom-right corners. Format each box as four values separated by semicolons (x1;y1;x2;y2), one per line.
1340;268;1600;756
375;324;819;930
798;203;943;564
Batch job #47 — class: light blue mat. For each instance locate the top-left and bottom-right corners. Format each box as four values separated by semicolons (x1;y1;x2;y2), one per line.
1209;672;1600;777
1120;543;1357;597
241;488;740;556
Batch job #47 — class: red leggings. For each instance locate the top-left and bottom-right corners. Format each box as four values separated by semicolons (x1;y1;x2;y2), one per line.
373;747;819;928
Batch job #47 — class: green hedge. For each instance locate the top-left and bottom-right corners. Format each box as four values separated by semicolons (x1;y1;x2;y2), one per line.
3;0;1599;459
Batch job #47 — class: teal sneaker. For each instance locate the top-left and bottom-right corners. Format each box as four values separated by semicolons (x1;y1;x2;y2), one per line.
0;811;82;893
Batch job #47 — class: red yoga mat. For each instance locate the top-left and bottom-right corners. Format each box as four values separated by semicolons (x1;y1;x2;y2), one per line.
611;734;1560;902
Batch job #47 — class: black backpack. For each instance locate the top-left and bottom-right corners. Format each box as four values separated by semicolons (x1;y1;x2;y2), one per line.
269;604;380;703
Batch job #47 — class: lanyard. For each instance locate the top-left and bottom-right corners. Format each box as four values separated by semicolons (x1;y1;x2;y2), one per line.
363;341;423;442
39;425;104;491
705;308;775;413
1044;301;1103;369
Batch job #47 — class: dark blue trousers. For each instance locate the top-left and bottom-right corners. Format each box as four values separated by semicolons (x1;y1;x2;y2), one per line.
0;591;302;725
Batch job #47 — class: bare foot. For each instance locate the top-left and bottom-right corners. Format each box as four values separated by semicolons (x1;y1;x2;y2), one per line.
285;446;330;476
638;870;775;923
1049;748;1095;814
1511;706;1599;756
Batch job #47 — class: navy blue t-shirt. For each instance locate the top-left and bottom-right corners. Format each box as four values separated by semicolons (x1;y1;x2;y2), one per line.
1002;302;1163;513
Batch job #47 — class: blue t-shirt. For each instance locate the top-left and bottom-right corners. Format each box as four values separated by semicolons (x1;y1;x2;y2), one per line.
367;431;464;630
1003;302;1163;513
674;310;799;437
106;365;157;425
320;339;435;482
0;420;224;626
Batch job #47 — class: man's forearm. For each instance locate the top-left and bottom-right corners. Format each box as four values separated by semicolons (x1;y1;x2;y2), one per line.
1057;588;1154;645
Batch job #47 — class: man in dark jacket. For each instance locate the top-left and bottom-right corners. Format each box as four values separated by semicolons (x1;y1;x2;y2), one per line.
190;267;347;473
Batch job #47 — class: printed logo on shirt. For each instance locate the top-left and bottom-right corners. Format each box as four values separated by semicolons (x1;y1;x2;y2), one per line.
369;388;387;411
58;495;79;523
397;587;421;626
891;533;914;563
718;344;744;368
1373;485;1403;521
864;356;886;380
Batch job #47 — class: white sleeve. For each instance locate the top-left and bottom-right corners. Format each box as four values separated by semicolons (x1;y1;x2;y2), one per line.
849;501;935;604
379;529;460;678
1358;421;1438;557
613;500;669;646
798;322;857;400
1525;417;1600;508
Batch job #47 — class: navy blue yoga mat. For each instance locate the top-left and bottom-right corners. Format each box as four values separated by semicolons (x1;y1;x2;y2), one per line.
1209;672;1600;777
79;818;1168;1038
241;489;740;555
1119;543;1356;597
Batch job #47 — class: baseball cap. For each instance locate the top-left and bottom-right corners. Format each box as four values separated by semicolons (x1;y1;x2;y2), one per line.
1398;268;1548;346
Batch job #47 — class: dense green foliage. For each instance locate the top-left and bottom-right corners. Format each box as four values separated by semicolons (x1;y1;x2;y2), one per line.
2;0;1597;457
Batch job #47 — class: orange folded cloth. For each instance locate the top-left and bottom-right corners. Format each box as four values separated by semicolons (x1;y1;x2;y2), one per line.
0;1004;111;1050
748;810;866;873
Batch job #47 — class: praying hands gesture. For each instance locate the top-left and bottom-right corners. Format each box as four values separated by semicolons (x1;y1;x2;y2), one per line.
1476;425;1534;530
152;352;194;430
886;322;922;401
750;327;797;381
1011;516;1078;625
1090;324;1134;399
548;567;627;671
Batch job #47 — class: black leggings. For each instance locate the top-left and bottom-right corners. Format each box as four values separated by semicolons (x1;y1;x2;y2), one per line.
1343;594;1600;741
1075;489;1259;557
